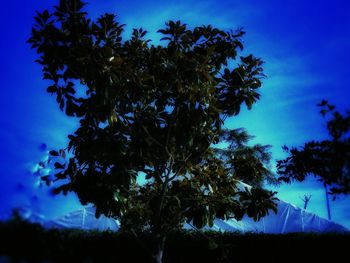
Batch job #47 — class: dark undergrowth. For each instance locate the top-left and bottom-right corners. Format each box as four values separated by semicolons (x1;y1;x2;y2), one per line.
0;216;348;263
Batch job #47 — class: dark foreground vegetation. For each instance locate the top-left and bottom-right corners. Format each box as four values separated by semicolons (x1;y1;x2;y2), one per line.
0;217;348;263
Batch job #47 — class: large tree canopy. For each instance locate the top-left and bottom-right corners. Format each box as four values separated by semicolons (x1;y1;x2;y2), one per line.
29;0;278;261
277;101;350;196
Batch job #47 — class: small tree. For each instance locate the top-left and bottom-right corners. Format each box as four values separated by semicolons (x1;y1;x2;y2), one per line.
277;101;350;196
300;194;312;210
29;1;278;262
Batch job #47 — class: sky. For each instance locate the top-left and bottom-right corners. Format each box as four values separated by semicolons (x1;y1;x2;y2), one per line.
0;0;349;228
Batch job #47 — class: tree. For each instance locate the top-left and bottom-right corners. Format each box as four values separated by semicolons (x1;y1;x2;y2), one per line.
300;194;312;210
28;1;278;262
215;128;278;188
277;100;350;196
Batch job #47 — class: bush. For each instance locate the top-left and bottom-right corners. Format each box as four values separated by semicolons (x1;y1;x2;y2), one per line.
0;218;348;262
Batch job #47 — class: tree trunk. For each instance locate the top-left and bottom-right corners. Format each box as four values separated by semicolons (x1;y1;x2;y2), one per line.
325;184;331;220
152;235;166;263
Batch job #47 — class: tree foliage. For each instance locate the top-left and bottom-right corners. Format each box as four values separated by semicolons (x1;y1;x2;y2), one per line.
277;100;350;195
29;0;278;261
215;128;278;188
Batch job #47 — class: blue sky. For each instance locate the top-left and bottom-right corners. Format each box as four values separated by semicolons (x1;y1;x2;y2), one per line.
0;0;349;227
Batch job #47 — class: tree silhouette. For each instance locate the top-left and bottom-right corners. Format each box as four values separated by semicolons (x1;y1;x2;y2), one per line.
300;194;312;210
28;1;278;262
277;101;350;196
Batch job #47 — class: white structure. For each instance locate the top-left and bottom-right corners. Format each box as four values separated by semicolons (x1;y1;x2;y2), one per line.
42;199;348;233
19;182;348;233
46;207;120;231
